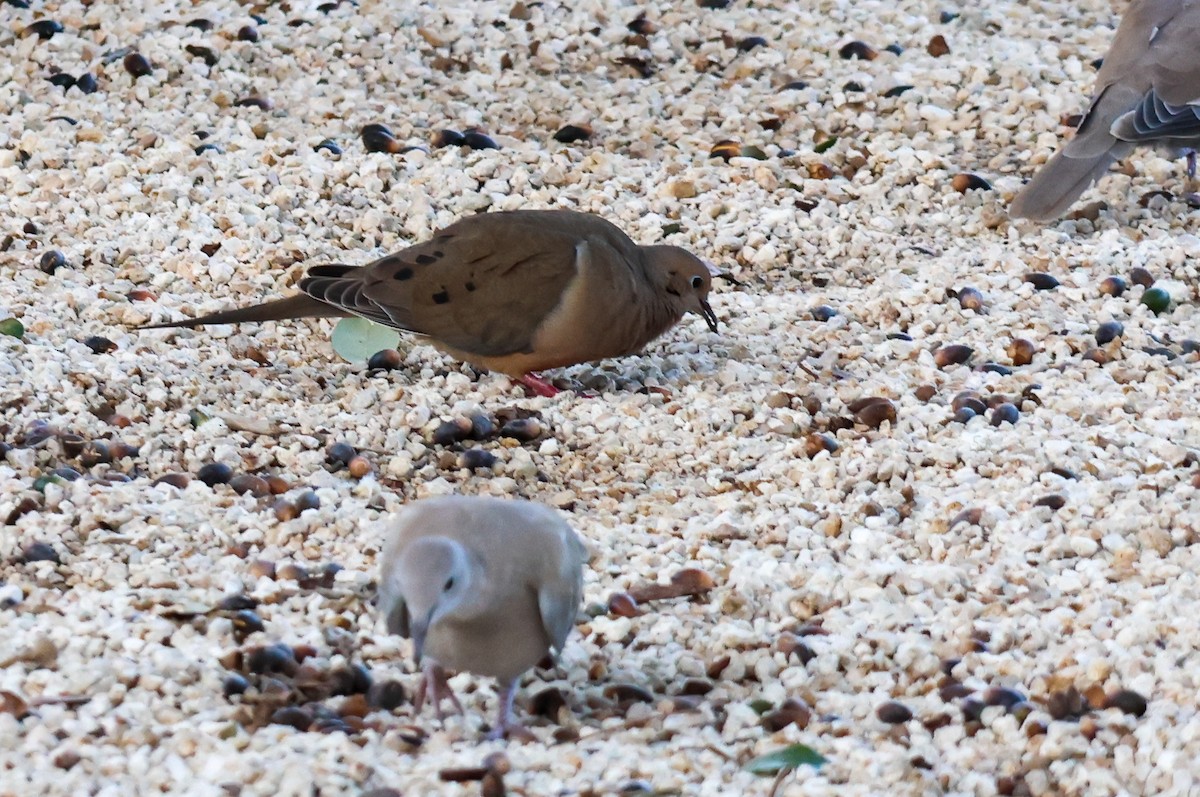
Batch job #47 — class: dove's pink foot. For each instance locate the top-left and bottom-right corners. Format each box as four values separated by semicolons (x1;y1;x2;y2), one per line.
517;372;561;398
485;680;536;742
414;663;464;721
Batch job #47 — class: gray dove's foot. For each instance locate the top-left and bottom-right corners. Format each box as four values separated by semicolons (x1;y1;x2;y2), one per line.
485;680;536;743
414;663;463;721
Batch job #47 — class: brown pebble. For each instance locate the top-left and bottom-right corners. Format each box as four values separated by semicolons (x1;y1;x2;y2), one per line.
990;403;1020;427
153;473;189;489
951;173;990;193
804;432;838;458
127;288;156;301
934;344;974;368
1103;689;1148;717
877;701;913;724
326;441;356;465
949;507;983;528
1024;272;1060;290
230;474;271;497
367;680;407;711
710;139;742;161
273;499;299;522
1007;338;1036;366
39;250;67;274
957;286;985;311
270;706;313;731
838;40;877;60
1082;347;1109;365
603;683;654;704
197;462;234;486
777;632;817;664
914;384;937;402
248;559;276;579
528;686;568;719
265;475;290;494
123;53;153;77
762;698;812;731
926;34;950;57
367;348;402;371
553;124;592;144
276;561;309;582
1099;276;1127;297
1033;494;1066;510
1130;267;1155;288
347;455;373;478
851;397;897;429
361;123;401;153
499;417;542;442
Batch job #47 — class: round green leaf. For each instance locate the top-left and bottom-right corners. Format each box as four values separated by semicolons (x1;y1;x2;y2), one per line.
330;317;402;363
0;318;25;339
744;744;828;776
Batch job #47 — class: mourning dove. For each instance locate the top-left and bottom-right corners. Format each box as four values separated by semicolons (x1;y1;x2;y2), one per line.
377;495;587;740
146;209;725;396
1010;0;1200;220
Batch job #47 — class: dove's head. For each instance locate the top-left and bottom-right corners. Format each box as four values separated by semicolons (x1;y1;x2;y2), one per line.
643;246;729;332
388;537;476;661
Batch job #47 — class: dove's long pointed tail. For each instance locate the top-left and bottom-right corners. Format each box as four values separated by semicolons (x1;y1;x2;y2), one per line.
1008;147;1123;221
142;293;343;329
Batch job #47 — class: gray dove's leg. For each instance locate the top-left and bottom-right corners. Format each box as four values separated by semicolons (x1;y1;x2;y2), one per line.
486;680;536;742
414;662;463;720
1187;150;1197;180
516;372;561;398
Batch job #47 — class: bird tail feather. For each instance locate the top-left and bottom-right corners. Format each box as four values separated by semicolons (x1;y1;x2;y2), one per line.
141;292;339;329
1008;147;1122;221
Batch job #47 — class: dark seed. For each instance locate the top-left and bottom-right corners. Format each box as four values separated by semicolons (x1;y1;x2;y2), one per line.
1141;287;1171;314
914;384;936;402
961;698;986;722
877;701;913;724
1034;494;1065;510
273;499;298;522
804;432;838;458
1099;276;1127;297
367;680;407;710
231;609;265;637
185;44;219;67
1182;340;1200;355
1095;321;1124;346
75;73;98;93
431;129;466;148
934;344;973;368
883;85;914;98
1007;338;1035;366
1047;687;1088;720
1142;346;1176;359
839;40;877;60
468;414;496;440
21;542;61;564
957;287;984;311
811;304;837;321
314;139;342;155
153;473;190;489
326;442;356;466
499;418;542;442
48;73;76;89
762;698;812;731
23;20;64;39
187;18;214;30
238;25;259;42
222;674;250;696
347;456;372;478
1082;347;1108;365
1130;267;1154;288
927;34;950;57
887;332;913;341
217;594;257;611
235;96;272;110
194;143;224;155
983;687;1025;709
852;397;897;429
367;348;402;371
737;35;767;52
462;131;499;150
270;706;312;731
294;490;321;512
60;434;86;457
459;448;497;470
123;53;153;78
39;250;67;274
361;124;400;153
952;407;977;424
1024;272;1059;290
247;643;296;674
52;466;82;481
432;419;471;446
779;80;809;91
940;10;959;22
553;124;592;144
710;139;742;161
83;336;117;354
197;462;234;486
884;43;904;55
951;173;991;193
230;474;271;497
843;80;866;93
990;403;1020;427
1103;689;1148;717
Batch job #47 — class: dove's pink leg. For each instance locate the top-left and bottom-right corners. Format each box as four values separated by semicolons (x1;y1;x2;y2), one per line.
485;680;536;742
517;372;561;398
414;662;464;720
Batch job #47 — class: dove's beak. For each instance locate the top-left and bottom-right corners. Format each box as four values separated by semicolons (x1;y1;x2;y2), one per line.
699;299;719;332
412;611;433;661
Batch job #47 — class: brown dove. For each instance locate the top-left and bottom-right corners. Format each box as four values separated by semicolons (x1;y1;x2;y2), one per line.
1010;0;1200;220
146;209;724;396
377;495;587;740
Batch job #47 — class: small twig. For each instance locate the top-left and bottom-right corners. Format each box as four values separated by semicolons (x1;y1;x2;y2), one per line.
768;766;795;797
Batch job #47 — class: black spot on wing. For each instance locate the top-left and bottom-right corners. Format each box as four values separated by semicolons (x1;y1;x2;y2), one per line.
415;254;437;265
465;281;476;292
432;289;450;305
393;267;413;281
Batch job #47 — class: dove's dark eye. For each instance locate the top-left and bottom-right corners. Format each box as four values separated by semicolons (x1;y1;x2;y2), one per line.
444;577;455;591
690;276;703;289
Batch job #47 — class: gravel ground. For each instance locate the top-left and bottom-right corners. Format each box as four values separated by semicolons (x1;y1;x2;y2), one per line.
2;0;1200;795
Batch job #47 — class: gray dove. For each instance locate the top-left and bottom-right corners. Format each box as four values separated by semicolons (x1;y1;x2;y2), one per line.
1010;0;1200;220
377;496;587;740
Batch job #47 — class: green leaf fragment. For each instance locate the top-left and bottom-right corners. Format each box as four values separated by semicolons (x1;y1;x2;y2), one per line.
331;317;402;363
0;318;25;339
814;137;838;154
744;743;828;776
739;145;768;160
661;222;683;236
748;698;774;715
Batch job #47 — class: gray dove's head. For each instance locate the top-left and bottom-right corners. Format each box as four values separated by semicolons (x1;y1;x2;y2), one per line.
642;245;721;332
390;536;475;660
